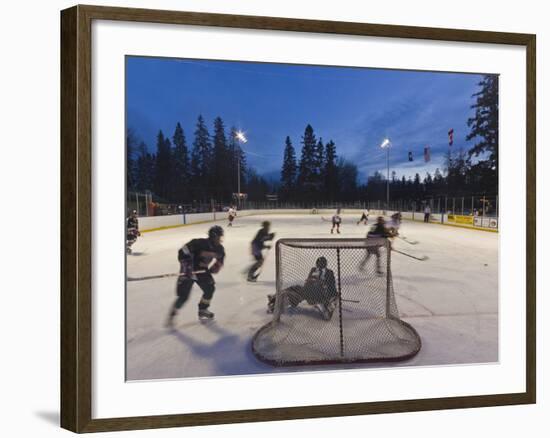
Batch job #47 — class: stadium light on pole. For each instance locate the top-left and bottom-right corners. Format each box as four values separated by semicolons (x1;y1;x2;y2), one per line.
380;138;391;211
234;130;247;208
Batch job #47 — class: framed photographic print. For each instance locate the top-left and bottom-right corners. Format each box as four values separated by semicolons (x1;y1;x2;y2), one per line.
60;4;536;433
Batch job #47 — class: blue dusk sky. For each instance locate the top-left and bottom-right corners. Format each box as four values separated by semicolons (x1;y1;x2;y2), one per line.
126;56;488;183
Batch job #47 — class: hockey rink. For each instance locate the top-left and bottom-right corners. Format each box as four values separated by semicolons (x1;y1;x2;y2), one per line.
126;213;498;381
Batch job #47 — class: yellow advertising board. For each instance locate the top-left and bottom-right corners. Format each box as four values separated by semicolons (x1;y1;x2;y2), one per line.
448;214;474;225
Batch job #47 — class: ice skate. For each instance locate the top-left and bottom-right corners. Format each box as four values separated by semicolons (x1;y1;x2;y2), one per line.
165;309;177;328
198;308;215;321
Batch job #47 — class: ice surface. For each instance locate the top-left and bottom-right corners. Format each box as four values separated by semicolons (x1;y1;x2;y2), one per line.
126;213;498;380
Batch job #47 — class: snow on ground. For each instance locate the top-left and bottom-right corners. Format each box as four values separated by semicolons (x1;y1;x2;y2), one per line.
126;213;498;381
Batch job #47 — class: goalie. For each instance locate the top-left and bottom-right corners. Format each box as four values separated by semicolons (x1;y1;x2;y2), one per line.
267;256;338;320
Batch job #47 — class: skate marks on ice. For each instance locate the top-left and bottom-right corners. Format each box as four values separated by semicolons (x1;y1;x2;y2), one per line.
126;213;498;378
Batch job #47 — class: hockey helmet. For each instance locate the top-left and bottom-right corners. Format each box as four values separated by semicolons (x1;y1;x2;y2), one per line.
316;256;328;269
208;225;224;240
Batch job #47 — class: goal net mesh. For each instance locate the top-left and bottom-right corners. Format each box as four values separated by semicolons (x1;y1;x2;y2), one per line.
252;238;421;366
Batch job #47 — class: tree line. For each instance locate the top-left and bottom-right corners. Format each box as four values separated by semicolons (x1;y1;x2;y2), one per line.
279;125;359;202
127;115;248;203
127;74;497;206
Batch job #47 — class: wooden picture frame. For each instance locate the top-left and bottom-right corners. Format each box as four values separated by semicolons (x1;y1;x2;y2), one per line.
60;4;536;433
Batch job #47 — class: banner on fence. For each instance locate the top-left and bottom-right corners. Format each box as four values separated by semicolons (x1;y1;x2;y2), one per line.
448;214;474;225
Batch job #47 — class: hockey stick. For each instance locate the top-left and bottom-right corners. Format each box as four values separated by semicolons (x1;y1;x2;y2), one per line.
127;270;207;282
392;248;428;261
397;235;419;245
341;298;360;303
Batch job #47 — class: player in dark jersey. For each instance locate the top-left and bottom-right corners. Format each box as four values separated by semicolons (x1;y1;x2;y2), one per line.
359;216;391;274
247;221;275;282
166;225;225;325
126;210;140;254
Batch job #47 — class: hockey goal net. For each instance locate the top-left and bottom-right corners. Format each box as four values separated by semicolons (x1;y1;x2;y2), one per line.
252;238;421;366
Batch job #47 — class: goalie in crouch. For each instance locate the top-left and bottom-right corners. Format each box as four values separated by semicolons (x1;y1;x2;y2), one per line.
166;225;225;325
267;256;338;321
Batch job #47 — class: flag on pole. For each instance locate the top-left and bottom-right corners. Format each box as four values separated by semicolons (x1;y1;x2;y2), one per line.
408;151;413;162
424;145;431;162
448;128;454;146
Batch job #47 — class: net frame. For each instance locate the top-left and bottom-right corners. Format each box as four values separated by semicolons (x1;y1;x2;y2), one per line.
252;238;422;366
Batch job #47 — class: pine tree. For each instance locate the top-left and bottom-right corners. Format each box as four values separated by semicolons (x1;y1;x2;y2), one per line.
172;122;190;202
433;168;444;195
324;140;338;201
191;115;212;200
153;130;173;200
466;74;498;192
466;75;499;166
315;138;325;178
280;136;298;200
126;129;138;192
297;124;318;198
413;173;421;199
135;141;154;193
336;158;358;201
212;116;230;201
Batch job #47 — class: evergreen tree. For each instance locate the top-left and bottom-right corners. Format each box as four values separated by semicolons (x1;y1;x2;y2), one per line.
126;129;138;192
245;168;269;202
191;115;212;200
413;173;421;198
211;116;230;200
280;136;298;200
172;122;190;202
135;141;155;193
153;130;172;200
433;168;444;195
297;124;318;198
466;75;499;167
324;140;338;201
315;138;325;179
336;158;358;201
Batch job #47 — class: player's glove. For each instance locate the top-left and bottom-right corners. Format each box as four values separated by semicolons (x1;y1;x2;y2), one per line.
179;260;193;277
208;261;223;274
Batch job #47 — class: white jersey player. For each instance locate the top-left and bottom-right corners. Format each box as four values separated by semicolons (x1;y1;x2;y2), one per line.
388;212;402;236
227;206;237;227
331;209;342;234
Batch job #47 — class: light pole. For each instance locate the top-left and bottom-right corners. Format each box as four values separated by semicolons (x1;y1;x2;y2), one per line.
380;138;391;211
234;130;247;208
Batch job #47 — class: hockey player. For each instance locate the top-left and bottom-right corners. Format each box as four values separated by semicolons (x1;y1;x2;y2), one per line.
166;225;225;325
331;208;342;234
227;206;237;227
247;221;275;282
359;216;391;275
126;210;140;254
388;212;402;236
356;209;369;225
267;256;338;320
